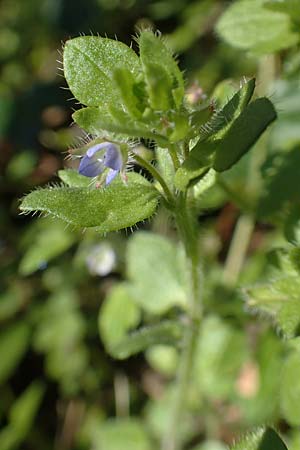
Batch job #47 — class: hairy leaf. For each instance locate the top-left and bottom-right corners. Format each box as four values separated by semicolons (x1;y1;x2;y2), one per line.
58;169;90;187
245;276;300;338
73;106;168;145
20;173;160;232
213;98;276;172
63;36;140;107
138;30;184;109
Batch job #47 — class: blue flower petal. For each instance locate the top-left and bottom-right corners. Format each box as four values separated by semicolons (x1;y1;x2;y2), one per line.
105;169;119;185
86;142;108;158
104;144;123;171
78;154;105;177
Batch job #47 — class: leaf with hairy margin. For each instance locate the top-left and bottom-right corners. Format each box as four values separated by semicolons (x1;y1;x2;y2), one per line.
20;173;160;232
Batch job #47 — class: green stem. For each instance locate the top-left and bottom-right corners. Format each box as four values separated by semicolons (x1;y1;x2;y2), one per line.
133;153;175;206
169;144;181;170
162;193;202;450
222;214;255;287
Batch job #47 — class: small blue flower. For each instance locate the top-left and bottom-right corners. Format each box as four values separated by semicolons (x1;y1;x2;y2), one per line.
78;141;123;185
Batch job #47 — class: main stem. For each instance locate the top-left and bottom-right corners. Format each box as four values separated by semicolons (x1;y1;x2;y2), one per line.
162;193;202;450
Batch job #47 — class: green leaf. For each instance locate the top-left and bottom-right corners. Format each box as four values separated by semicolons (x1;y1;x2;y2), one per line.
113;67;143;118
213;98;277;172
284;207;300;246
63;36;140;107
258;147;300;219
280;350;300;426
19;219;76;275
33;289;87;394
193;169;217;199
194;316;248;399
0;382;44;450
99;283;141;353
73;106;168;145
231;428;287;450
58;169;91;187
0;322;30;384
245;276;300;338
192;442;227;450
127;232;188;314
146;345;178;377
216;0;299;55
208;77;256;140
93;418;151;450
20;173;160;232
142;62;173;111
9;382;45;440
138;30;184;109
156;147;175;192
265;0;300;24
110;321;184;360
174;141;213;191
177;79;256;190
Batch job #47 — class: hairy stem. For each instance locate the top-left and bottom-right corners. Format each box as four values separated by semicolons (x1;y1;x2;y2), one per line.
162;193;202;450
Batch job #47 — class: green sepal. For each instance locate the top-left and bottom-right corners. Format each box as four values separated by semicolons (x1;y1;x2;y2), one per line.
108;321;184;360
138;30;184;109
213;98;277;172
20;173;160;232
63;36;140;107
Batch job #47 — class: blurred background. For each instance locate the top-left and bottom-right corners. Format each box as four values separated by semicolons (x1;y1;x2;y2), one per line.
1;0;300;449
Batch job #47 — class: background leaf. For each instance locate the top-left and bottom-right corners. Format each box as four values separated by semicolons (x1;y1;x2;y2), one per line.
109;321;184;360
216;0;299;55
99;283;141;353
231;428;287;450
127;232;188;314
245;276;300;338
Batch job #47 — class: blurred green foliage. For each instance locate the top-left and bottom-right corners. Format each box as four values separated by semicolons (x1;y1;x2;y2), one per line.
1;0;300;449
